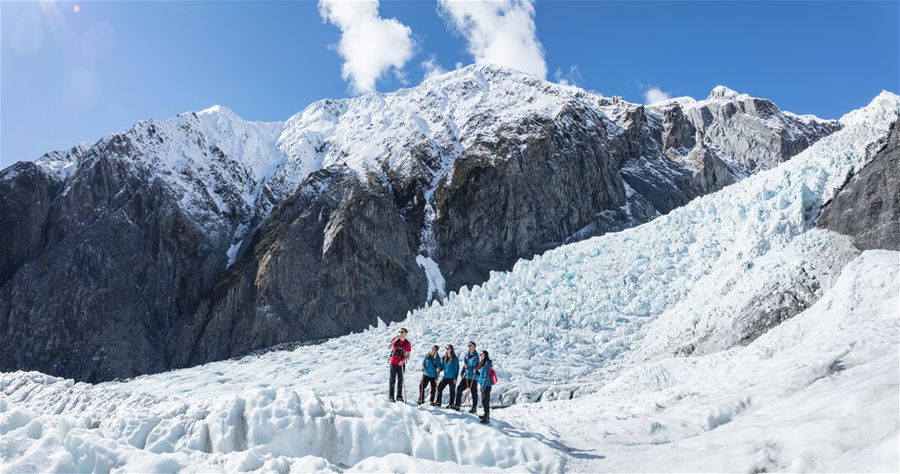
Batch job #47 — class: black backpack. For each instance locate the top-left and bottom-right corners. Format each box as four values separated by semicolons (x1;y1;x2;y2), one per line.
391;339;407;358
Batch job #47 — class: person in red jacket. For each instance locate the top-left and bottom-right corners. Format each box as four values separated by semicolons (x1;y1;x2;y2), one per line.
388;328;411;402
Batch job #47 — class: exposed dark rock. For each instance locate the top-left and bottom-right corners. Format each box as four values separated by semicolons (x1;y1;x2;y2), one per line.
817;121;900;250
0;162;64;286
0;153;226;382
171;169;428;367
432;104;625;289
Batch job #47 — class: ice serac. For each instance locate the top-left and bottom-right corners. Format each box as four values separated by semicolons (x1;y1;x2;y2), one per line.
0;65;842;381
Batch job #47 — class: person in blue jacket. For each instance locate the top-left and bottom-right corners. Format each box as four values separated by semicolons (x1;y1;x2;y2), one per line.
418;345;441;405
454;341;480;412
476;350;494;424
434;344;459;407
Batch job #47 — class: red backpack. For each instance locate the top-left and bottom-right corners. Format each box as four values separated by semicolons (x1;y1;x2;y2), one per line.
489;366;498;385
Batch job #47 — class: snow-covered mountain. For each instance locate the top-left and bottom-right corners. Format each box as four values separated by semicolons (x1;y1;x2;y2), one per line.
0;65;843;383
2;91;897;473
24;66;840;257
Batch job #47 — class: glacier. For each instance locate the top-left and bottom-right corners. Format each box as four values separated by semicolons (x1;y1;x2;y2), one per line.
2;90;898;472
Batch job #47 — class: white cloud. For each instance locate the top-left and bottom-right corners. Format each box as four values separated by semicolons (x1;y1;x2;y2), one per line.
319;0;415;94
554;65;582;86
644;86;671;104
438;0;547;78
421;57;447;79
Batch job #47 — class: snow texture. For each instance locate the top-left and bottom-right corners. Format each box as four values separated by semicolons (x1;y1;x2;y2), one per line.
5;91;898;472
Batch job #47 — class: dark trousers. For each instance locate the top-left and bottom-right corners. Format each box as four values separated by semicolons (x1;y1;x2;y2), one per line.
455;378;478;407
436;377;456;405
481;385;492;418
419;375;436;402
389;364;404;399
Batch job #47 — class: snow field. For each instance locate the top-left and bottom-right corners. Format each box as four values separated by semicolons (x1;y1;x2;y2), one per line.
503;249;899;472
2;378;563;472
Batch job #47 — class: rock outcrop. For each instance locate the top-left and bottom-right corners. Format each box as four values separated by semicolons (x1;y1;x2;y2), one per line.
0;151;226;381
172;169;428;367
817;121;900;250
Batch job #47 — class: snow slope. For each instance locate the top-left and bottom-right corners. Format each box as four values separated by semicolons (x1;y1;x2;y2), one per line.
505;249;899;472
3;91;897;472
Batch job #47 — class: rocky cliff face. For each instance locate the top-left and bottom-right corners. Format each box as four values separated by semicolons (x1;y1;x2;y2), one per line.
0;149;226;381
817;121;900;251
171;168;428;367
0;65;842;381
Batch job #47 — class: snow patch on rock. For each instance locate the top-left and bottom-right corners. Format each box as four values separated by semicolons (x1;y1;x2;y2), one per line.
416;254;447;303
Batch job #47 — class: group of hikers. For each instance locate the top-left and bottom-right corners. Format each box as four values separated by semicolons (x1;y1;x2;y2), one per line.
388;328;496;424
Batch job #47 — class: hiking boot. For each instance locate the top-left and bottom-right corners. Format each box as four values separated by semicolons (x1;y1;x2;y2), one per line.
480;417;489;424
389;397;395;403
417;400;424;405
468;407;477;414
430;402;440;407
397;397;404;402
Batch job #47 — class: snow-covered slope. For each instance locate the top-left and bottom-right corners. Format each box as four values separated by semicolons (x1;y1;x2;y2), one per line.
3;250;895;472
3;92;895;471
280;66;601;182
506;249;899;472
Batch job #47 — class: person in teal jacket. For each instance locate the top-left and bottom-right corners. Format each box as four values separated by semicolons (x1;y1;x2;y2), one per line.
476;350;493;424
418;345;441;405
434;345;459;407
454;341;480;412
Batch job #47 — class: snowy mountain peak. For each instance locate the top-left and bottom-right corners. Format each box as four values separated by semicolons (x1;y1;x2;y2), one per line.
277;62;597;186
707;85;747;100
196;104;237;117
32;142;90;179
839;90;900;127
425;62;540;84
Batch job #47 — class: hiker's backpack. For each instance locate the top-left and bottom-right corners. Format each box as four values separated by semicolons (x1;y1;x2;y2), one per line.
391;340;406;358
489;366;498;385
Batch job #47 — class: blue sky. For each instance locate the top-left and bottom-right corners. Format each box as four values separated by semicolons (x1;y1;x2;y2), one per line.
1;0;897;168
